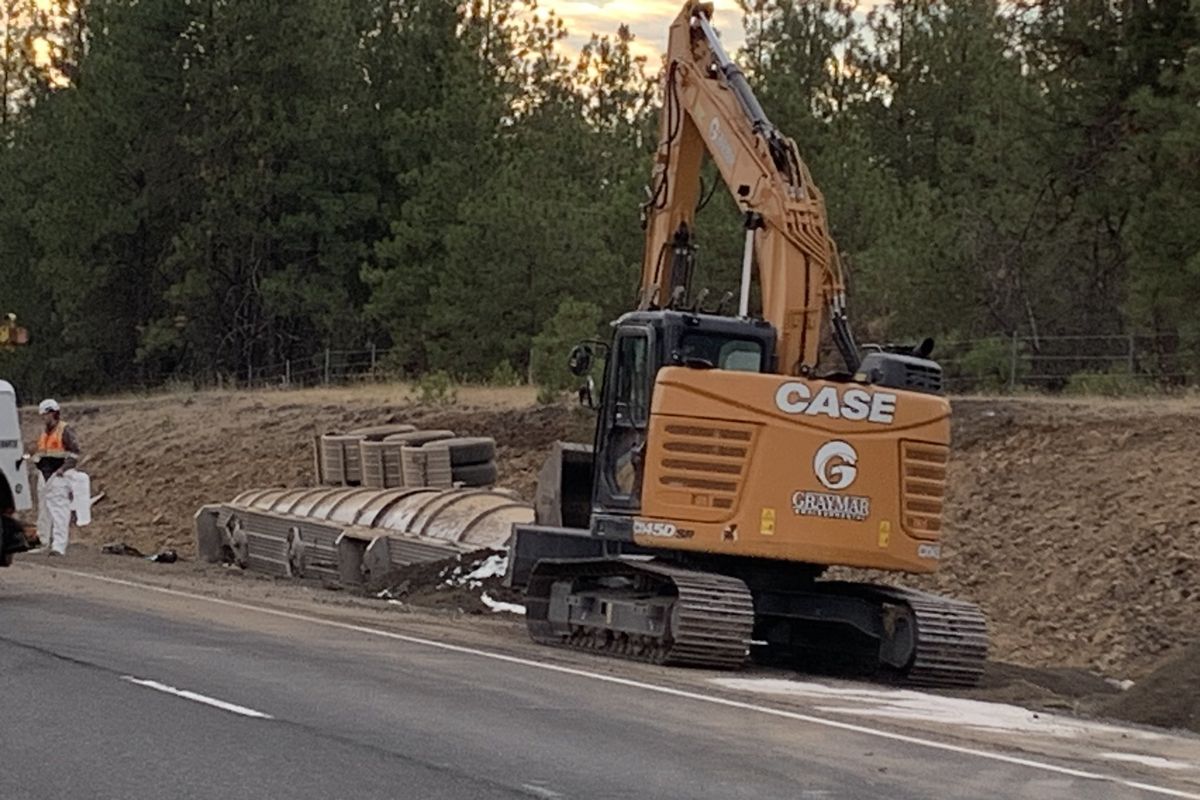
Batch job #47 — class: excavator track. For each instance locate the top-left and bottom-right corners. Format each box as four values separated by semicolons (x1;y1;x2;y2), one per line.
525;559;754;669
793;582;988;687
524;559;986;687
875;585;988;688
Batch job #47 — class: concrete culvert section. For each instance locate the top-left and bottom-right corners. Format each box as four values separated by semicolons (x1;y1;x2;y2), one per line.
196;486;533;588
359;441;389;488
400;445;453;488
318;427;417;487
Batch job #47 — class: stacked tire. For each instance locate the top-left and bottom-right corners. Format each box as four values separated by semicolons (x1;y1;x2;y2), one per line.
440;437;498;488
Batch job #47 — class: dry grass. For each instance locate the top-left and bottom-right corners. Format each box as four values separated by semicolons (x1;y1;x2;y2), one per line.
951;391;1200;417
38;382;541;412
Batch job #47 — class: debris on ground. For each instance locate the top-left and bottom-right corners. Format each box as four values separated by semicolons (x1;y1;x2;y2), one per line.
102;542;144;557
480;593;527;615
373;549;525;615
101;542;178;563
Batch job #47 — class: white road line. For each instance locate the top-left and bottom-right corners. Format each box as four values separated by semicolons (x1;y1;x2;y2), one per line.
40;566;1200;800
121;676;273;719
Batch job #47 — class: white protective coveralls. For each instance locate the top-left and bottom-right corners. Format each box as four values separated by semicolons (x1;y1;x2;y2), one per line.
33;400;88;555
37;471;73;555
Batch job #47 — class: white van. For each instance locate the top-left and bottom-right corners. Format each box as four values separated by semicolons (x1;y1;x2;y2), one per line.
1;380;31;565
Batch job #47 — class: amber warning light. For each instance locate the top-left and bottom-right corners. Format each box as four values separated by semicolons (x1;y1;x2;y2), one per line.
0;315;29;348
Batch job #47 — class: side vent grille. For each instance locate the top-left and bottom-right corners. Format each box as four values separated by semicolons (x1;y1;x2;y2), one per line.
658;424;752;511
901;441;948;540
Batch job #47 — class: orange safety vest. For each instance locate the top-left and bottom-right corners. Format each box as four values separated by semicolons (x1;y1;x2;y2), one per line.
37;421;70;459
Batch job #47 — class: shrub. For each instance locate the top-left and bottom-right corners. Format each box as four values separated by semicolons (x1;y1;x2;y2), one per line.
488;361;523;387
415;370;458;406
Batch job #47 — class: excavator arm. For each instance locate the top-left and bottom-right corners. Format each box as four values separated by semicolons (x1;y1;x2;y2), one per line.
639;1;859;375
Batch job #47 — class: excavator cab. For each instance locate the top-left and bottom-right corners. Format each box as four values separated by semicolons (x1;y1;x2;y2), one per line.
591;311;775;516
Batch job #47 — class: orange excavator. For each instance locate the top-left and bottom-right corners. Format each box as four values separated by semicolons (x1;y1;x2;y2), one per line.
505;1;987;686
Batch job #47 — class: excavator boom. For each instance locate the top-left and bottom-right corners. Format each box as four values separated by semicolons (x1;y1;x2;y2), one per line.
640;2;857;375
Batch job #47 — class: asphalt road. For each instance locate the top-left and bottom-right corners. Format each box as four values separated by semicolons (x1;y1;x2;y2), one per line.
0;565;1193;800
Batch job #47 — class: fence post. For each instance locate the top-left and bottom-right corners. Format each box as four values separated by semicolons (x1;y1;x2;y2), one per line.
1127;334;1136;375
285;360;291;388
370;342;377;375
324;348;331;385
1008;334;1019;392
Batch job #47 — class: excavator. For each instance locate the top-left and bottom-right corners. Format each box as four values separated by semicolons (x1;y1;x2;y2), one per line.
504;1;987;687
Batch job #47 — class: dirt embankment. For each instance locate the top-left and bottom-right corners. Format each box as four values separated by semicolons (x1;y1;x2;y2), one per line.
930;398;1200;680
20;387;1200;704
21;385;589;556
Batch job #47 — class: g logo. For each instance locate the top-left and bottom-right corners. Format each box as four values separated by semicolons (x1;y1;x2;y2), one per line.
814;440;858;491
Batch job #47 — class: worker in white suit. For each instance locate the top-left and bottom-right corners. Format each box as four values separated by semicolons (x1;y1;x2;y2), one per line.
28;399;81;556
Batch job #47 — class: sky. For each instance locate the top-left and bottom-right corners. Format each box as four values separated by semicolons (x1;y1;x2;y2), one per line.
537;1;746;63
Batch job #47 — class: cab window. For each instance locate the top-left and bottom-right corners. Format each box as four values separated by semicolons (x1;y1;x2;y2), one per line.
614;333;650;426
679;333;764;372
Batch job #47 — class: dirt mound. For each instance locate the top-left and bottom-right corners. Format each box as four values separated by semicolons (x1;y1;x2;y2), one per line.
1099;641;1200;733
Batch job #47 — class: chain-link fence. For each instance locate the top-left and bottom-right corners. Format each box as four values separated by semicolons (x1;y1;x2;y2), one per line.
212;333;1200;395
937;334;1200;394
239;345;388;389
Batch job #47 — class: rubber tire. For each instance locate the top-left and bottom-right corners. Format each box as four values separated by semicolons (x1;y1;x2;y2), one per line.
453;461;498;487
384;430;456;445
348;424;417;441
441;437;497;466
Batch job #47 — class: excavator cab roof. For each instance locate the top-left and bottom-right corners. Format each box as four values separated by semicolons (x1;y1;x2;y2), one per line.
613;309;777;374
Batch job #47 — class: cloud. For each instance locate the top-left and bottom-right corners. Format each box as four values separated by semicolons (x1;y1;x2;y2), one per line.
537;1;745;63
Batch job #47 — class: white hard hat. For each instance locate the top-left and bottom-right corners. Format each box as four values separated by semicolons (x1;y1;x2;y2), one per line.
38;398;60;414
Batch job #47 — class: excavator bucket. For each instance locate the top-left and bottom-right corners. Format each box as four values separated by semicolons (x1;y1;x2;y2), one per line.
533;442;594;528
502;443;607;589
